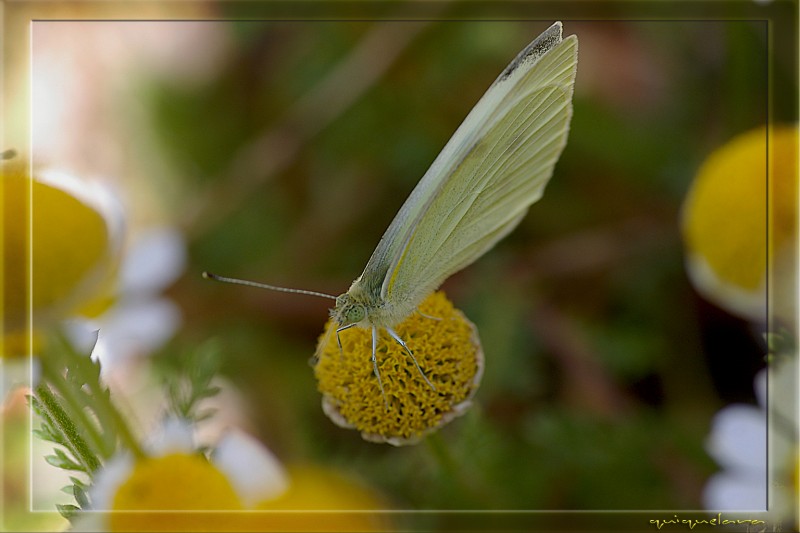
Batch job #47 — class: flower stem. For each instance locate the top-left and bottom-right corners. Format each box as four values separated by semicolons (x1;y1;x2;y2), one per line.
425;432;460;480
37;331;146;467
34;383;100;473
38;360;107;465
84;376;145;460
424;432;499;507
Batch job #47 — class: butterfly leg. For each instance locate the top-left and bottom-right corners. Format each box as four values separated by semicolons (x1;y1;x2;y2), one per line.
372;326;389;411
335;323;357;358
386;327;437;392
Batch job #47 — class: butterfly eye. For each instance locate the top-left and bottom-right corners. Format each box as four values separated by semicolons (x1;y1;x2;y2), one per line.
347;305;366;324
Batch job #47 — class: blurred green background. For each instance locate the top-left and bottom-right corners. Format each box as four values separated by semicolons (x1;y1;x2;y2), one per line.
16;2;798;530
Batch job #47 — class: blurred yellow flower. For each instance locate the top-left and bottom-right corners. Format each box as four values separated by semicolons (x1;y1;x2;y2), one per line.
315;291;483;445
109;452;243;531
2;160;124;357
681;125;798;321
77;422;389;532
253;464;390;532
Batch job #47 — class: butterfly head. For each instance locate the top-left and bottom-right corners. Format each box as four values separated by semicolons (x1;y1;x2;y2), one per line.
332;293;367;327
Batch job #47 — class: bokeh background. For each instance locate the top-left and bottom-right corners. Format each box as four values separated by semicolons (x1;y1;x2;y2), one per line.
3;1;798;531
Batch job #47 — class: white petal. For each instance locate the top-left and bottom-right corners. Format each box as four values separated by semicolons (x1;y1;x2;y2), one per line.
684;253;766;322
88;453;134;510
770;354;798;425
31;358;41;389
703;470;767;510
770;436;795;478
63;319;101;356
94;298;181;365
213;429;288;507
707;405;766;473
767;358;797;492
147;417;196;456
121;227;186;295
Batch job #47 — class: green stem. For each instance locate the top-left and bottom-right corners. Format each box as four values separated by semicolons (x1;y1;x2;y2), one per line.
39;360;108;464
84;378;145;460
63;336;146;460
34;384;100;473
40;332;146;462
425;432;460;480
424;431;499;507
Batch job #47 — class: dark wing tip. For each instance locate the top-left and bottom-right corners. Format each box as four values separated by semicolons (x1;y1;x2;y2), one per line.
499;21;565;82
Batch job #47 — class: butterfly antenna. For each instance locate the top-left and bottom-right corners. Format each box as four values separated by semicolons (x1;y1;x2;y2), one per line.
202;271;338;301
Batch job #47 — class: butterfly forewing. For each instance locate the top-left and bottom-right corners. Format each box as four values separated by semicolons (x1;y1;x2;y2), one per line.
391;84;573;309
413;85;573;286
354;22;578;323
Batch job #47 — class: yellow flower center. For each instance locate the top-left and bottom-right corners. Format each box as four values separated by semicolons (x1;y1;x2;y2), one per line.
109;453;243;532
314;291;482;444
682;125;798;291
2;161;119;353
106;459;390;532
252;464;390;532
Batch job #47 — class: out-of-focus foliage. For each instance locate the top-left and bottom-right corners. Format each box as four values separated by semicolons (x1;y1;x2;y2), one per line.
148;17;788;513
10;5;797;531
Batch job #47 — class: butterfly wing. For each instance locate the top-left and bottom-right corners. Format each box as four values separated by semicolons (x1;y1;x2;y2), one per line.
356;22;578;320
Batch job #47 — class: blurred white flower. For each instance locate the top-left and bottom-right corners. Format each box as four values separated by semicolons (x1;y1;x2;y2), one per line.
99;417;288;507
1;162;124;399
704;353;797;524
704;387;766;510
86;226;187;367
73;416;391;532
73;418;288;532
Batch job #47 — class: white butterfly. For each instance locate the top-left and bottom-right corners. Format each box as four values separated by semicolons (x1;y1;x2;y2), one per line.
206;21;578;402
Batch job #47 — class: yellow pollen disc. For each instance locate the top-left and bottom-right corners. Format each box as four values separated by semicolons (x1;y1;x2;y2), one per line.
681;125;798;292
109;453;243;532
251;464;390;531
2;162;116;343
314;291;483;444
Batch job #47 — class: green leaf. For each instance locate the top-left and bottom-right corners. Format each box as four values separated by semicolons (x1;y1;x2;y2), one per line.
158;340;223;424
37;329;145;469
197;385;222;400
32;427;65;446
74;484;90;509
34;384;101;473
69;476;88;491
56;504;80;519
764;328;796;356
45;452;85;473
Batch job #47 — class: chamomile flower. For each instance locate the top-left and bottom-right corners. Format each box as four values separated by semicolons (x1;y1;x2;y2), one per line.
681;125;797;322
74;419;390;532
1;161;123;395
314;291;483;446
2;161;124;345
82;226;187;368
1;155;186;379
704;353;797;525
